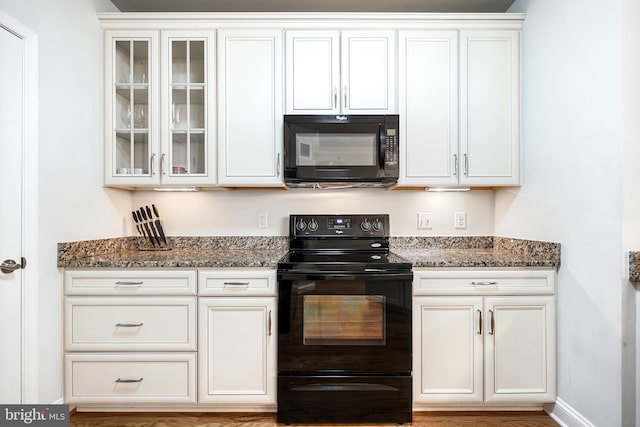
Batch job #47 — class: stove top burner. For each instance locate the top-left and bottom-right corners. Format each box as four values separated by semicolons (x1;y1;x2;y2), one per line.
278;214;411;274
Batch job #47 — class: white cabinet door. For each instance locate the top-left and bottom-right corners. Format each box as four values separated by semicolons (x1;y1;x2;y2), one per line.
198;297;276;407
104;30;216;188
160;30;216;185
285;30;340;114
104;30;160;187
460;30;520;186
398;30;458;186
217;29;283;186
341;30;396;114
285;30;396;114
484;296;556;403
413;297;483;404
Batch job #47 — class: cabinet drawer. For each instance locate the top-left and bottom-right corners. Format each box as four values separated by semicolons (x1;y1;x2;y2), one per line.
64;353;196;404
65;297;196;351
198;269;276;296
413;268;556;296
64;269;197;295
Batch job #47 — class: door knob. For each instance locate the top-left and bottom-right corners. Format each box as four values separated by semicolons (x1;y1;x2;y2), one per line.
1;258;25;274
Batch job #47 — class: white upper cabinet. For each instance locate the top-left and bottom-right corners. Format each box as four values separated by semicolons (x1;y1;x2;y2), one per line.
285;30;396;114
217;29;284;186
160;31;217;186
104;30;159;187
460;29;520;187
398;30;459;187
398;29;520;188
104;30;216;188
101;15;523;190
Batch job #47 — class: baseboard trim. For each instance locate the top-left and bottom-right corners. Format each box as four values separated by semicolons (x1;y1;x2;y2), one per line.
545;398;595;427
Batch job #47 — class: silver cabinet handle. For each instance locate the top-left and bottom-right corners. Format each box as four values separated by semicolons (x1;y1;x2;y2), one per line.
115;377;143;383
333;87;337;109
116;323;143;327
463;153;469;176
489;309;495;335
223;281;250;286
477;309;482;335
115;281;143;286
471;281;498;286
453;154;458;176
268;310;272;336
150;153;156;176
161;153;166;175
276;153;281;177
344;85;347;109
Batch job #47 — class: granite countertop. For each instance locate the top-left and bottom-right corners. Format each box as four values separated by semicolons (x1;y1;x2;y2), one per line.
629;252;640;282
57;236;289;269
392;236;561;268
58;235;561;270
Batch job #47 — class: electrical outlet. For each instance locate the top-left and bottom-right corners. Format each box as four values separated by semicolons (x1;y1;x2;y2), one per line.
454;212;467;229
418;212;433;230
257;212;269;228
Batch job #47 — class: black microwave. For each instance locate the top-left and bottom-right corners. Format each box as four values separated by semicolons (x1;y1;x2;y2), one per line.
283;114;399;187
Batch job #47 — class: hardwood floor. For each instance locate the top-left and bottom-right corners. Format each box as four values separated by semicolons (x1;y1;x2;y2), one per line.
70;411;559;426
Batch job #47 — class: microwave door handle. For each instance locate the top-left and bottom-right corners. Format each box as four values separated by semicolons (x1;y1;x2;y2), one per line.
379;123;386;169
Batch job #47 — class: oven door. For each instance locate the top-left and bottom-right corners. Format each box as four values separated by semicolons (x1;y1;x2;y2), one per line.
277;271;412;374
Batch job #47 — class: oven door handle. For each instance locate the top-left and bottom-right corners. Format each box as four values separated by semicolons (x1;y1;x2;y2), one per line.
278;271;413;281
290;383;399;392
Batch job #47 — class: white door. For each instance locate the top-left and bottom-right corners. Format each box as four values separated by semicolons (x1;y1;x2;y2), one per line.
285;30;340;114
398;30;458;186
217;29;283;186
413;297;483;403
198;297;277;406
0;24;25;403
341;30;396;114
484;296;556;403
459;30;520;186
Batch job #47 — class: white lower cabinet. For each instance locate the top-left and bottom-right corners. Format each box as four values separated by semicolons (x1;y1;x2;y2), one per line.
64;353;197;404
197;268;277;409
412;269;556;409
63;268;277;411
198;297;277;408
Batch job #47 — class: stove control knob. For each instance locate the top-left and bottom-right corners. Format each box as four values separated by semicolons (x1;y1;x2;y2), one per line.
296;219;307;231
372;219;383;232
360;219;372;232
308;218;319;232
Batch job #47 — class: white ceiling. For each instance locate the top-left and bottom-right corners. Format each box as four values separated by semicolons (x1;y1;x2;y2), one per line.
109;0;517;13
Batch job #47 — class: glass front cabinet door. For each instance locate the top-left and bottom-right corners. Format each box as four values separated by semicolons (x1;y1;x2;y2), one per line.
104;30;215;187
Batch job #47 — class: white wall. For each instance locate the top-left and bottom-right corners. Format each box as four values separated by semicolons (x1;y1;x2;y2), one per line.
502;0;627;425
132;189;495;237
622;0;640;425
0;0;130;404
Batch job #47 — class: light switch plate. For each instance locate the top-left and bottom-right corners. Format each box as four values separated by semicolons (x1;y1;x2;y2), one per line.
418;212;433;230
454;212;467;229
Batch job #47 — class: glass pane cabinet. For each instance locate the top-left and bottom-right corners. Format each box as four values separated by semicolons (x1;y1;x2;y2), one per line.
168;39;206;176
104;30;215;187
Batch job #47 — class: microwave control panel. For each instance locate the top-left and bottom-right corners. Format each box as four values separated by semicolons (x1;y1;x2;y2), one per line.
385;128;399;166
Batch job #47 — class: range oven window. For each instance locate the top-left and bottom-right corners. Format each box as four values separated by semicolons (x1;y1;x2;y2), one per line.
303;295;386;346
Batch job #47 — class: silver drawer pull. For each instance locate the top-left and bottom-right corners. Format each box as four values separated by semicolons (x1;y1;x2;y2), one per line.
115;281;143;286
471;281;498;286
115;323;143;327
115;377;143;383
223;281;250;286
